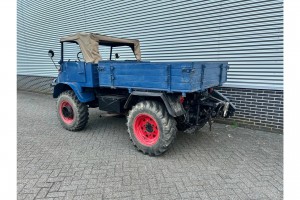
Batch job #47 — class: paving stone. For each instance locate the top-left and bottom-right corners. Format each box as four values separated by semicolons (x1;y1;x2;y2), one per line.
46;191;66;198
17;91;283;200
36;187;51;199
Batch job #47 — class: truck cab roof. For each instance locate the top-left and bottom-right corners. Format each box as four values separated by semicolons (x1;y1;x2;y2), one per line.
60;32;141;63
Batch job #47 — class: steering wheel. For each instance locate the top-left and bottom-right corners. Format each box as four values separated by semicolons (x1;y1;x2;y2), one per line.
77;51;83;62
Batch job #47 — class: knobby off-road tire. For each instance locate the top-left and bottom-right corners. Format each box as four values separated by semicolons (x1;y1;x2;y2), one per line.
127;101;177;156
56;90;89;131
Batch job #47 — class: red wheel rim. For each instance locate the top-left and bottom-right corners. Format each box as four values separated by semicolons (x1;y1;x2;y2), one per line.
59;100;74;124
133;113;160;146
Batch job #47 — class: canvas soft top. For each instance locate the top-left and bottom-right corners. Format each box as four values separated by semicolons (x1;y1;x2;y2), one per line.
60;32;141;63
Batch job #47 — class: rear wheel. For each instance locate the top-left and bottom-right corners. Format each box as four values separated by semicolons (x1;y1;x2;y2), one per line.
127;101;177;156
56;90;89;131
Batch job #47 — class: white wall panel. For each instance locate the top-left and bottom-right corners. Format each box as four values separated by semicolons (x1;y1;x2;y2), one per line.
17;0;283;90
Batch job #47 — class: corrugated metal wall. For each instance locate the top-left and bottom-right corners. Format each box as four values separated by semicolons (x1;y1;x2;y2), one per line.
17;0;283;90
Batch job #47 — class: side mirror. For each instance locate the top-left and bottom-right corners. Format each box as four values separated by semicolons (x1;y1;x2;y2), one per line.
48;50;54;58
115;53;120;59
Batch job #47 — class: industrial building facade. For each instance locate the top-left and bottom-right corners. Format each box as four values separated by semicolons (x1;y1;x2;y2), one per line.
17;0;283;132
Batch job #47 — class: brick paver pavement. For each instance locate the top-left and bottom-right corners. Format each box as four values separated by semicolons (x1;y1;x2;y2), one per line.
17;91;283;200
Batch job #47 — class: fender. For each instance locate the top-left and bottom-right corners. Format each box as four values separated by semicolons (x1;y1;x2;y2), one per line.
124;91;185;117
53;82;95;103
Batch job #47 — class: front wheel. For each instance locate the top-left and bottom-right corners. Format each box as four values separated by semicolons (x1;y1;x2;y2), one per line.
127;101;177;156
56;90;89;131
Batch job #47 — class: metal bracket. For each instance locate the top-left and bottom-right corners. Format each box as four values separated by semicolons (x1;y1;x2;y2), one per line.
219;64;224;86
182;68;194;73
110;65;115;88
200;64;206;88
223;102;229;117
97;66;105;71
167;64;171;91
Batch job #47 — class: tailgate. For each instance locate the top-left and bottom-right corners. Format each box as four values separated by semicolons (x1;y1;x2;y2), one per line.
195;62;229;89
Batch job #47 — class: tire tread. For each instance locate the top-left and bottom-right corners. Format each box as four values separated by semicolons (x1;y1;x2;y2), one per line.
57;90;89;131
127;100;177;156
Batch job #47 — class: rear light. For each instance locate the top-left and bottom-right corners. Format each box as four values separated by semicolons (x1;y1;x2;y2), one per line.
179;96;185;104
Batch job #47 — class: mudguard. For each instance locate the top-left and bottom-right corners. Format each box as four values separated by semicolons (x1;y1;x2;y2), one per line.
53;82;95;103
124;91;185;117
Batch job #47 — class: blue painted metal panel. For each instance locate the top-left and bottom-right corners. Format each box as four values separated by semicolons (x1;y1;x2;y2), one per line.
84;63;99;87
99;61;168;90
98;61;227;92
62;62;86;83
59;62;99;87
54;82;95;103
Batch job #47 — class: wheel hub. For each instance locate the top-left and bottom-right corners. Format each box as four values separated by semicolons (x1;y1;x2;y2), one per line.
145;123;153;133
62;105;73;118
59;101;74;124
133;113;160;146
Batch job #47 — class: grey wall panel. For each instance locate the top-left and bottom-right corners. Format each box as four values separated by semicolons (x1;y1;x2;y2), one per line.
17;0;283;90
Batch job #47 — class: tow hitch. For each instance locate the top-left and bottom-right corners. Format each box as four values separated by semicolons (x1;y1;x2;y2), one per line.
180;90;235;134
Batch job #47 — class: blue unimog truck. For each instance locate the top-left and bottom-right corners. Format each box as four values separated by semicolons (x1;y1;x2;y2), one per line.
48;32;235;156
